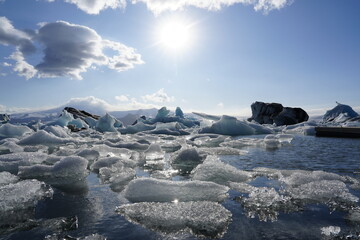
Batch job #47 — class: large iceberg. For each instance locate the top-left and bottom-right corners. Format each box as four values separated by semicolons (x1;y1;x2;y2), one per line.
116;201;232;238
122;178;229;202
323;102;359;123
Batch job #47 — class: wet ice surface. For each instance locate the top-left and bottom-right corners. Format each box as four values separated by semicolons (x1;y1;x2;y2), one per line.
0;122;360;239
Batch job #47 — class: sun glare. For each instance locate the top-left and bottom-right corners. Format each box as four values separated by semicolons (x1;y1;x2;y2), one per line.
158;18;193;52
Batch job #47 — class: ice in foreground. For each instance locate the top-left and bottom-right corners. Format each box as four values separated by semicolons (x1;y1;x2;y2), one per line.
0;179;53;223
122;178;229;202
116;201;232;238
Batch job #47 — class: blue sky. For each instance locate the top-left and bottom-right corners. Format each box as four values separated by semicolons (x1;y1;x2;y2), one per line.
0;0;359;116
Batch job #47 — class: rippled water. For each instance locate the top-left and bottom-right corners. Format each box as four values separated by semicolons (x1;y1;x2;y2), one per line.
2;135;360;240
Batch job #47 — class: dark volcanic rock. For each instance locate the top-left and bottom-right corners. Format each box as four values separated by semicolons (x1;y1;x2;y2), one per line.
64;107;100;120
0;114;10;124
248;101;309;126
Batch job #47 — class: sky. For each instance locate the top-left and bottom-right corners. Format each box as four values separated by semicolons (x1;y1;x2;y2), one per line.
0;0;359;116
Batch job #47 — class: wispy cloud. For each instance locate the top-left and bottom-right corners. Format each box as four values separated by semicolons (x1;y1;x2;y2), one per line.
115;95;130;102
142;88;175;103
42;0;292;15
0;17;144;80
217;102;224;108
130;0;293;15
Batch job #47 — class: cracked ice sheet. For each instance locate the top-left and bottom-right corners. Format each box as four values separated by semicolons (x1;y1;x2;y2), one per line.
116;201;232;238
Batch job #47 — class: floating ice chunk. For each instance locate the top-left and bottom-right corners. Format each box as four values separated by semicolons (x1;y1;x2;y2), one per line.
228;182;257;193
0;152;48;174
96;113;122;132
282;121;317;135
281;171;347;188
264;135;281;149
68;118;89;129
144;144;164;160
53;110;74;127
321;226;341;236
101;167;136;192
0;140;24;153
160;140;182;152
171;147;206;173
84;116;98;128
116;201;232;238
155;107;170;120
148;122;190;136
199;115;255;136
239;186;293;222
248;122;274;134
199;147;247;155
44;125;71;138
0;179;53;216
286;180;358;204
90;156;124;173
220;138;264;149
105;140;149;151
122;178;229;202
175;107;184;118
323;103;359;123
91;145;132;158
192;135;229;147
191;156;252;185
0;171;19;186
19;156;89;186
0;123;33;138
76;149;100;164
150;169;179;180
121;122;156;134
18;130;73;145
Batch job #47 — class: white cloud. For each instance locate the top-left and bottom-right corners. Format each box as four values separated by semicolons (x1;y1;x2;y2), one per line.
9;50;37;80
2;62;11;67
130;0;293;15
45;0;126;14
217;102;224;108
0;17;144;80
142;88;175;103
115;95;129;102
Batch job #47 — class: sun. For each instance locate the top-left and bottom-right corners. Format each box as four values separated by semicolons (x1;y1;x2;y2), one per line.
157;18;193;52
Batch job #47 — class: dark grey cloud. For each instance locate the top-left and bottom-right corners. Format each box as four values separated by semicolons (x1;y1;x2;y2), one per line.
0;17;36;55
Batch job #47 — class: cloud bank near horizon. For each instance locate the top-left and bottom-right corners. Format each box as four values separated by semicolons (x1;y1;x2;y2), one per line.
0;17;143;80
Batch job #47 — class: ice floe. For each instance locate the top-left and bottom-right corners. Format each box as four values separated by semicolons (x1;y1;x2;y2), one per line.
116;201;232;238
122;178;229;202
191;156;252;185
0;123;33;138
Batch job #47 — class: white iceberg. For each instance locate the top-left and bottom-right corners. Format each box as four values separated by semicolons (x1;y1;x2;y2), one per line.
191;156;252;185
18;156;89;186
0;171;19;186
18;130;73;145
0;123;33;138
199;115;255;136
96;113;122;133
116;201;232;238
0;152;49;173
0;179;53;216
144;144;164;160
122;178;229;202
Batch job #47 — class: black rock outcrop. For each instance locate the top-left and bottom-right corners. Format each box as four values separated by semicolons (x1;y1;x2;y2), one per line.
248;101;309;126
64;107;100;120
